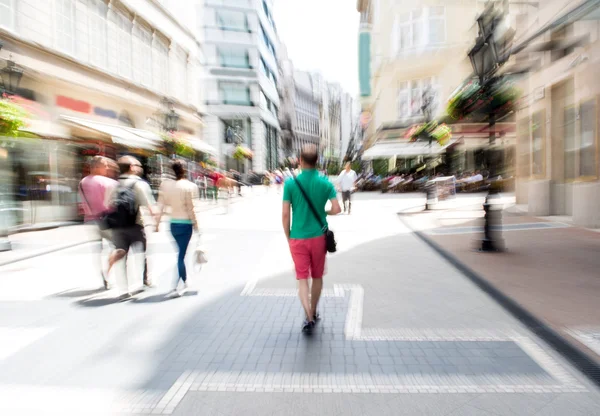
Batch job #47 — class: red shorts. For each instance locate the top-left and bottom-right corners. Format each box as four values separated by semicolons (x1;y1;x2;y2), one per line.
289;236;327;280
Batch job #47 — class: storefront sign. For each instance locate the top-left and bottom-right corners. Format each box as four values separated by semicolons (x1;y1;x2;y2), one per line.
56;95;91;113
94;107;118;119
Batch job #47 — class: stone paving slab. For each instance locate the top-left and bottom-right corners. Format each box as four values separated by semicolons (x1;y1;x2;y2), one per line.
404;214;600;365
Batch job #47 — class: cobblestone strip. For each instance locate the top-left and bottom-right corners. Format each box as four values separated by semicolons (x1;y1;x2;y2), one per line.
188;371;586;394
512;335;583;387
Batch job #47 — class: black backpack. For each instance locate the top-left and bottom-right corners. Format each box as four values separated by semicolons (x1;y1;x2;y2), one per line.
104;180;139;229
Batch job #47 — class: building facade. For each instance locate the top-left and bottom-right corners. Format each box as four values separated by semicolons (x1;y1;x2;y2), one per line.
0;0;205;226
201;0;280;173
356;0;516;175
513;0;600;227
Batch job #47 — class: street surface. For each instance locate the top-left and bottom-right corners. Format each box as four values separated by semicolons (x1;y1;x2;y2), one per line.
0;191;599;415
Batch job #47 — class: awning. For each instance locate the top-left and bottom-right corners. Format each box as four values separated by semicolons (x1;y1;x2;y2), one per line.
362;140;454;160
179;136;218;155
59;115;162;151
19;120;71;139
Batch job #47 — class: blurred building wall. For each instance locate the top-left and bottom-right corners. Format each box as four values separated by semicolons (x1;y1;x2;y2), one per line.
514;0;600;227
0;0;205;225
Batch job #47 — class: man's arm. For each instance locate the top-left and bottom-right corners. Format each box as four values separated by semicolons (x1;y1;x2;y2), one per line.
282;201;291;241
282;181;292;240
326;182;341;215
327;198;341;216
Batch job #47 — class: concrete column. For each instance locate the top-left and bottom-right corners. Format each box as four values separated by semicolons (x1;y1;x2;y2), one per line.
573;182;600;228
251;117;265;172
527;179;551;216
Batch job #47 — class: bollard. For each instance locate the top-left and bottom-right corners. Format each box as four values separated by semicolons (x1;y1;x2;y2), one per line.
480;191;505;252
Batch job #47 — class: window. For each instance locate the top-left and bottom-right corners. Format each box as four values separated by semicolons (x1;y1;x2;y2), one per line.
0;0;14;30
395;7;446;53
531;111;545;176
259;57;276;86
216;10;248;32
428;7;446;44
259;24;276;58
564;107;577;180
173;47;188;102
56;0;76;54
218;46;250;69
580;99;597;178
410;80;422;117
133;24;153;86
219;82;251;105
398;78;437;119
398;82;409;118
111;11;133;79
152;36;169;93
89;0;108;69
517;118;530;178
411;10;423;47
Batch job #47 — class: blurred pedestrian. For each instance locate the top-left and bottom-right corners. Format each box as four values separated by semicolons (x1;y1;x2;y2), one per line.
156;160;200;297
105;156;157;299
78;156;117;289
337;162;357;214
282;145;341;333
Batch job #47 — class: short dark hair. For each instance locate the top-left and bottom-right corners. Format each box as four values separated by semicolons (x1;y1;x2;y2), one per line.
300;145;318;167
171;159;186;180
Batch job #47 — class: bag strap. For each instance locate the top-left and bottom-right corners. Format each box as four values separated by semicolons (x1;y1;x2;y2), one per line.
78;182;91;210
292;174;327;233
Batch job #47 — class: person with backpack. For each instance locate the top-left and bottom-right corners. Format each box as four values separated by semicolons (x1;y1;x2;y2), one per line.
282;145;341;334
105;156;157;298
155;160;200;297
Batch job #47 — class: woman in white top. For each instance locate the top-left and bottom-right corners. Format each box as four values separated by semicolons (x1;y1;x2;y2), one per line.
156;160;200;296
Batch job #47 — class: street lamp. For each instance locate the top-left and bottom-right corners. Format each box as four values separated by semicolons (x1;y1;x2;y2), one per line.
160;98;179;133
0;60;24;95
468;0;514;252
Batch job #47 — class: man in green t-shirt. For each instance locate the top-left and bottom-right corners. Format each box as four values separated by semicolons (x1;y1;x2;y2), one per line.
282;145;341;333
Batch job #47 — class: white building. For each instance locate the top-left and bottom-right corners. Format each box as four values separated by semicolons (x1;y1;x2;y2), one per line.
0;0;205;225
201;0;280;173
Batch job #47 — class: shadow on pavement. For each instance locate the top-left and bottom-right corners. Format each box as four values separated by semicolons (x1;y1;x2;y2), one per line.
76;289;145;307
51;287;106;298
133;291;199;304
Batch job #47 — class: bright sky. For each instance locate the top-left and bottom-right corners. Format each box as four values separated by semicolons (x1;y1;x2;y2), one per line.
274;0;360;97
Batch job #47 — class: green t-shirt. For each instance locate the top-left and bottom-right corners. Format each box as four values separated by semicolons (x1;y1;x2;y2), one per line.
283;169;337;239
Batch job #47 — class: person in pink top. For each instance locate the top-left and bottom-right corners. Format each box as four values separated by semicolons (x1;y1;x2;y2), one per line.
79;156;118;289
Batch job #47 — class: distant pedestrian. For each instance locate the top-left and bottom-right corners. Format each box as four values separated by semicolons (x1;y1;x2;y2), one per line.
337;162;357;214
282;145;341;333
105;156;157;298
156;160;200;297
78;156;118;289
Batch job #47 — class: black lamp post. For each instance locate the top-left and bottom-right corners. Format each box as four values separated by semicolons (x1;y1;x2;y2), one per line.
468;0;513;252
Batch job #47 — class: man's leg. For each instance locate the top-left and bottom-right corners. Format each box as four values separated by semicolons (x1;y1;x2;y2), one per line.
309;236;327;319
309;278;323;319
298;280;312;320
347;191;352;214
290;239;313;324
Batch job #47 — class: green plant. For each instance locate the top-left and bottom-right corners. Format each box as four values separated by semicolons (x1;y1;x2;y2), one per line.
372;159;389;176
233;145;253;161
161;134;195;159
0;98;29;137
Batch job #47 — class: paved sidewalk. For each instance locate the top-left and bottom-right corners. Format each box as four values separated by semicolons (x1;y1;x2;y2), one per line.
401;209;600;368
0;193;599;415
0;189;261;267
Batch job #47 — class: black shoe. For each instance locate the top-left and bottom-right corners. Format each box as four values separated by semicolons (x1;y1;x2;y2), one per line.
302;320;315;334
313;312;321;322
